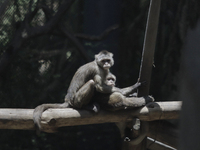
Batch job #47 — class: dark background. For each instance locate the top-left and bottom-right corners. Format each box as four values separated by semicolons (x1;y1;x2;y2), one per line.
0;0;200;149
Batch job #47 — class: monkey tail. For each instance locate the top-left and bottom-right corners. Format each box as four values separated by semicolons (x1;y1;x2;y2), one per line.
33;102;69;134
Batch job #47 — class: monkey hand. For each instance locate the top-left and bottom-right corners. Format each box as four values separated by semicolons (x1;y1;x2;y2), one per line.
132;81;146;90
144;95;154;104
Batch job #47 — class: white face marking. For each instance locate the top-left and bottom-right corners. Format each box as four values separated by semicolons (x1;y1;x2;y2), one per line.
95;52;114;70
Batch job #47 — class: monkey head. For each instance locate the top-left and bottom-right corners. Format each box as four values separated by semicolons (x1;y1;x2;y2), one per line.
105;73;116;87
95;50;114;70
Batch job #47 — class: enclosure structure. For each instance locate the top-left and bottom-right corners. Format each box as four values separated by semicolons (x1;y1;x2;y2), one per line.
0;101;181;149
0;0;192;149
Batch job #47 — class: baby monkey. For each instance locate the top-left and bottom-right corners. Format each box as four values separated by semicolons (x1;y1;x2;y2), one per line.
94;72;154;111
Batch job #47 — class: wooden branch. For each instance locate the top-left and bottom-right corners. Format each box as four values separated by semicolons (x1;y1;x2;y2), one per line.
59;24;90;62
0;0;11;17
28;0;75;37
0;0;76;78
0;101;181;133
137;0;161;97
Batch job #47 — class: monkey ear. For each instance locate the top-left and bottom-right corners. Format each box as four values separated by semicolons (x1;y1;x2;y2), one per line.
110;53;114;57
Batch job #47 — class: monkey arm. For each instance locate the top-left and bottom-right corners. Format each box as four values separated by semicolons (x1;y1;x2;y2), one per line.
95;83;129;94
95;82;141;95
95;83;113;93
100;82;142;96
119;82;142;96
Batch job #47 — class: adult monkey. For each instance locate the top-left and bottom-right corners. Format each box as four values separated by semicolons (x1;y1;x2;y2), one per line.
34;50;123;131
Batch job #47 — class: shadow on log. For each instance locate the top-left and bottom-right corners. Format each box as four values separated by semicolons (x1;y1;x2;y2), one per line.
0;101;181;133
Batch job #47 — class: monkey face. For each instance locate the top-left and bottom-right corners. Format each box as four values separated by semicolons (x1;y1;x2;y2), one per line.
105;73;116;86
106;78;115;87
105;74;116;87
102;59;112;69
95;50;114;70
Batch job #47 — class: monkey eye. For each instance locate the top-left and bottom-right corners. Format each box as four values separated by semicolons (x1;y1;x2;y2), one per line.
102;59;110;63
108;78;115;81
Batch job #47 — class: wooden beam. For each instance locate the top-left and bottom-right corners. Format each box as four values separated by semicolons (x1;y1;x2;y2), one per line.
0;101;181;133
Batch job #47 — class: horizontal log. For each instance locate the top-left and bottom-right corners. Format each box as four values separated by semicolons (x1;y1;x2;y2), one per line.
0;101;181;132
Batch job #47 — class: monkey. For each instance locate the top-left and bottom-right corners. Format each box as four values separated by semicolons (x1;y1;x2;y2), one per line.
33;50;132;131
87;72;153;112
33;50;153;132
84;72;117;113
93;72;154;111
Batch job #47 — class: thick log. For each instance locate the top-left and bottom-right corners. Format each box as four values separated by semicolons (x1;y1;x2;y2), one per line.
0;101;181;132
